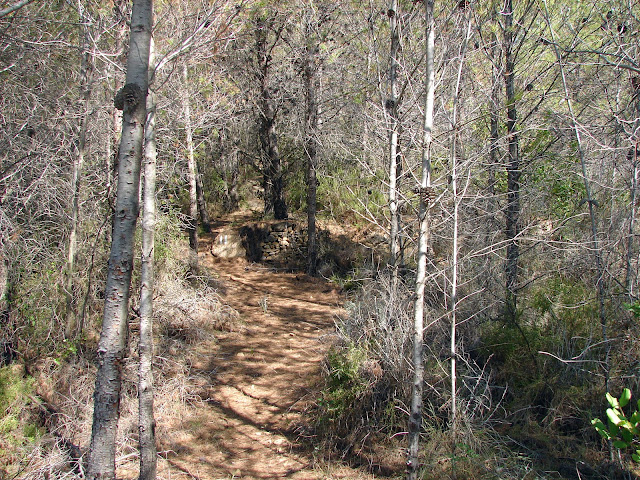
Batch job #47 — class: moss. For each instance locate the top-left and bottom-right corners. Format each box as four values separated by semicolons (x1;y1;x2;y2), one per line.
0;365;34;414
0;365;42;472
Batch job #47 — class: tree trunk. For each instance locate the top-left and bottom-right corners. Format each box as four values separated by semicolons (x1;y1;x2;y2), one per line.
504;0;520;324
488;32;500;197
627;145;638;299
304;13;319;277
387;0;401;270
86;1;152;479
448;12;472;459
0;253;8;326
195;169;211;232
65;0;92;339
181;64;199;267
138;39;157;480
407;2;434;478
225;158;240;212
626;78;640;299
105;0;127;242
256;18;287;220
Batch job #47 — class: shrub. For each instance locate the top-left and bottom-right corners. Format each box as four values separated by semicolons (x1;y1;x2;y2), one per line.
592;388;640;461
314;270;415;456
320;343;369;420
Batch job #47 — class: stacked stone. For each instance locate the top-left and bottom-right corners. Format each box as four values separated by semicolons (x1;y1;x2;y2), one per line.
261;222;307;262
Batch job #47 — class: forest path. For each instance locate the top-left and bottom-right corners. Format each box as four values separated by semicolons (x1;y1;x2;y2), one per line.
159;211;378;480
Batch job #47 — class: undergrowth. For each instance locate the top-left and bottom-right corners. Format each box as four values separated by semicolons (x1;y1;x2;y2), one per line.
314;270;413;463
314;266;617;479
0;214;238;479
0;365;43;479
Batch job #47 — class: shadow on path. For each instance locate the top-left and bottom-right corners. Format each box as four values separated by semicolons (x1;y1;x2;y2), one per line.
156;228;377;480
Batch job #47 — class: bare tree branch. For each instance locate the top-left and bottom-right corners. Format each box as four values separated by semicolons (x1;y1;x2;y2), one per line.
0;0;36;19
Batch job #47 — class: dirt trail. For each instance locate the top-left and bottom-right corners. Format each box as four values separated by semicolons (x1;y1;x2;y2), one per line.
158;214;378;480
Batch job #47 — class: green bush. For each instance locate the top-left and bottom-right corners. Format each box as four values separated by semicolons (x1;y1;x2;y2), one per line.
317;162;386;224
593;304;640;461
319;343;369;420
592;388;640;461
10;261;67;359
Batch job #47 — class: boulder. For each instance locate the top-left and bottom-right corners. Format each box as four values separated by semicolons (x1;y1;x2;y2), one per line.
210;228;246;258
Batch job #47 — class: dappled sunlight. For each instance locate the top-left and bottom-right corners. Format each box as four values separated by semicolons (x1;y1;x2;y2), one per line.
152;225;377;480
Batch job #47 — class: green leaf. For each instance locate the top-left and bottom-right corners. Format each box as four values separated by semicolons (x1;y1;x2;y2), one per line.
621;428;633;443
621;420;634;431
592;418;610;438
614;440;629;449
607;408;623;426
632;452;640;463
607;392;619;408
620;389;632;408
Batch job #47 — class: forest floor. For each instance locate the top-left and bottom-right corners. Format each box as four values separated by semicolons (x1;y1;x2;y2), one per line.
153;211;390;480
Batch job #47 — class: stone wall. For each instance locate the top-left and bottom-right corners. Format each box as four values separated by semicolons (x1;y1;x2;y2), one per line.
210;218;378;275
239;221;307;269
260;221;307;261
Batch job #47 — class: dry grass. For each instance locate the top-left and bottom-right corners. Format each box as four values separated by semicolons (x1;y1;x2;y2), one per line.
320;268;560;479
8;243;239;479
155;278;238;345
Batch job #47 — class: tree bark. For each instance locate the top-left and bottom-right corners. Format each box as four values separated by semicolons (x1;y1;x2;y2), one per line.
138;39;157;480
407;2;434;478
387;0;401;271
504;0;520;324
256;17;287;220
195;168;211;232
106;0;127;240
65;0;92;339
181;64;199;267
304;12;319;277
86;1;152;479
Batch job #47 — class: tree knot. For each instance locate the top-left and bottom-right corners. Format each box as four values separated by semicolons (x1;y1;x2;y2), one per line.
385;98;396;111
114;83;144;112
413;186;435;204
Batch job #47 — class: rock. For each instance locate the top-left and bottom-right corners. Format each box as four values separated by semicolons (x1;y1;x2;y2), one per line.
210;228;246;258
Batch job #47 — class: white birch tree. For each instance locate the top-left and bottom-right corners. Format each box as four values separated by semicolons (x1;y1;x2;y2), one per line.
65;0;93;339
138;38;157;480
407;1;434;478
387;0;401;271
86;1;152;478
